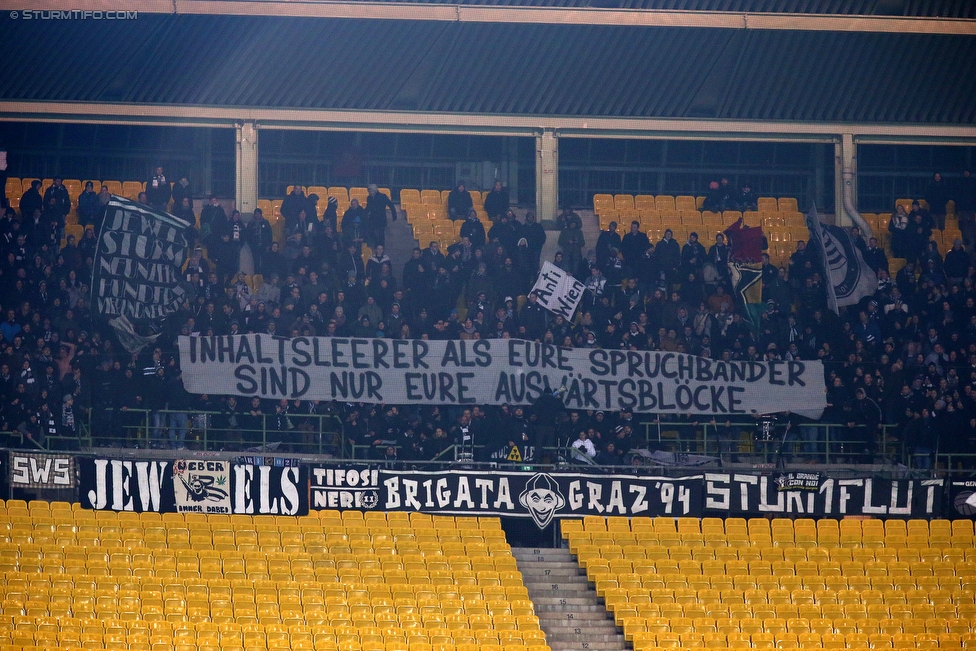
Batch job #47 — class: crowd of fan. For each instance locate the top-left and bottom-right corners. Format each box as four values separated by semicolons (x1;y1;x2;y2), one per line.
2;166;976;469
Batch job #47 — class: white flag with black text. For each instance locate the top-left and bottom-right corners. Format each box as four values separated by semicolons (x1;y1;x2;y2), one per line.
530;261;585;319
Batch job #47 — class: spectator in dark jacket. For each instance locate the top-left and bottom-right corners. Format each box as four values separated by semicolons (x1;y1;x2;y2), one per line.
171;175;192;210
200;195;226;242
146;167;171;210
925;172;950;230
521;212;546;269
944;239;970;282
862;237;888;274
459;211;486;249
365;184;397;248
246;208;275;273
19;180;43;221
448;181;473;220
656;229;682;285
620;221;650;272
76;181;100;227
596;222;621;262
280;185;310;228
483;180;509;220
42;177;71;221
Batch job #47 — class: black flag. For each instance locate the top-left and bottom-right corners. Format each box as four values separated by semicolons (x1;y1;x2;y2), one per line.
91;196;193;351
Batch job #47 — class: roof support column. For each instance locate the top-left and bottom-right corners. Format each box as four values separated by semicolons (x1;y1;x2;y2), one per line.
236;120;258;216
834;133;856;227
536;128;558;221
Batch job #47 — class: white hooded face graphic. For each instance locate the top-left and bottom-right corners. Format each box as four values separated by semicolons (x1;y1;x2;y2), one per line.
519;473;566;529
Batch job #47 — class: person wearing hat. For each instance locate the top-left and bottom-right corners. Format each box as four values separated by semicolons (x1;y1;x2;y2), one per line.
365;184;397;248
447;181;473;221
337;242;366;282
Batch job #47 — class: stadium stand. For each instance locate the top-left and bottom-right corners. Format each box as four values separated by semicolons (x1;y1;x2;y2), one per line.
0;500;549;651
593;194;810;268
566;515;976;651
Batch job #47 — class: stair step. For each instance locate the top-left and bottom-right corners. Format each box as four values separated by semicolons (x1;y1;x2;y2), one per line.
525;590;596;599
535;604;608;613
546;629;624;647
512;550;574;562
524;575;587;583
515;547;625;651
539;613;617;635
533;597;603;606
523;579;589;595
537;611;609;621
520;562;583;570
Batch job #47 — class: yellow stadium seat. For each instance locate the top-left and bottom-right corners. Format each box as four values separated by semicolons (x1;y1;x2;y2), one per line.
635;195;656;211
778;197;799;212
614;194;635;211
758;197;779;212
400;189;421;204
655;195;676;211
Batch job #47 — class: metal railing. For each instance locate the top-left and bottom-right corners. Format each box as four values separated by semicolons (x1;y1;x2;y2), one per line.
14;409;954;471
28;408;346;455
639;421;908;467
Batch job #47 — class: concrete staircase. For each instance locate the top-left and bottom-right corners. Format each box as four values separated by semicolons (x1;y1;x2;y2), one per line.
513;547;627;651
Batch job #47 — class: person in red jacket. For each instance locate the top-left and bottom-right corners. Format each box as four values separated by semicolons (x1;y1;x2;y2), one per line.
724;217;767;263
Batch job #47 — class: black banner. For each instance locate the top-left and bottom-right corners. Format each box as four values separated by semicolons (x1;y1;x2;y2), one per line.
79;458;176;512
703;473;943;518
381;470;703;528
79;458;307;515
93;196;191;320
773;471;822;492
948;477;976;519
310;464;381;510
232;464;308;516
66;454;953;521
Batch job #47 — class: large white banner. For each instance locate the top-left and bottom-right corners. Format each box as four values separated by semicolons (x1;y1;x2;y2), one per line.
531;261;585;318
178;335;826;418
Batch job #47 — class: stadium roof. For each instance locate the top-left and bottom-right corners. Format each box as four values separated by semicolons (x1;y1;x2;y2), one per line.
1;15;974;125
252;0;976;15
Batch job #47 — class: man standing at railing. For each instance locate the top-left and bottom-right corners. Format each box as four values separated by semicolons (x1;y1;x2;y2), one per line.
145;366;168;449
166;363;192;450
851;387;882;463
532;385;567;464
